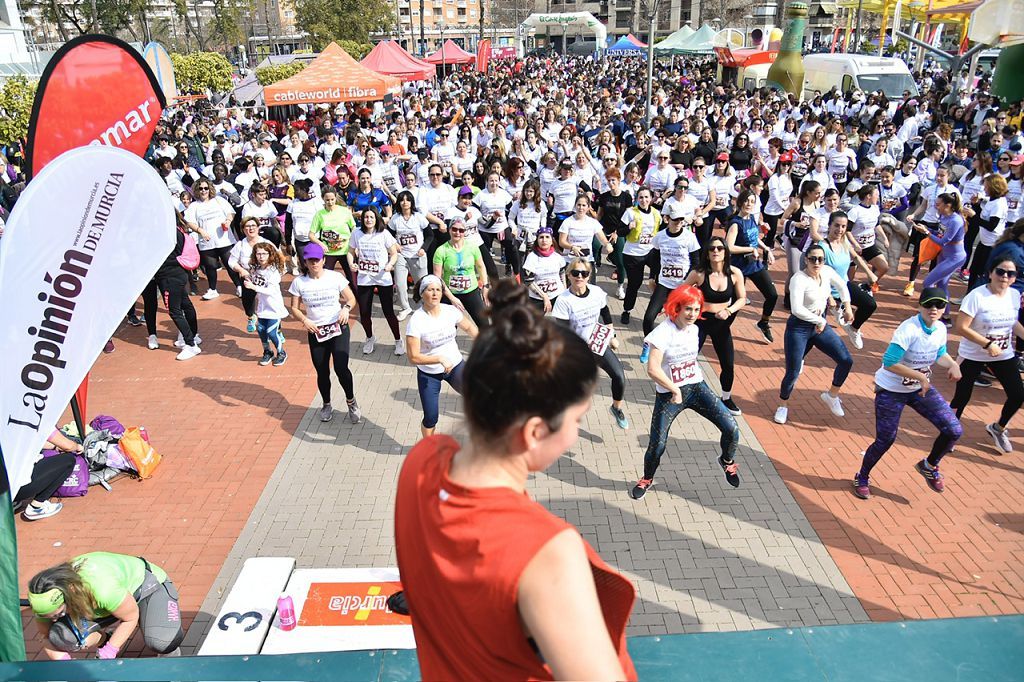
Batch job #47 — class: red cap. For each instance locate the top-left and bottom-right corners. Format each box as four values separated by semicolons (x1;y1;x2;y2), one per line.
715;152;729;161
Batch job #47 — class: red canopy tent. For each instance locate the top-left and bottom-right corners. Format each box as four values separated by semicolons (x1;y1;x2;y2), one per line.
361;40;434;81
424;39;475;65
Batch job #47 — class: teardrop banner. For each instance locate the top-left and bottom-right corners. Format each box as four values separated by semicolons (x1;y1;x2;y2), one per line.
26;34;167;179
0;146;175;500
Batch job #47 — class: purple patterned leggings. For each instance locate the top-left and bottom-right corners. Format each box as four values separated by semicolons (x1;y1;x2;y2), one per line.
858;386;963;479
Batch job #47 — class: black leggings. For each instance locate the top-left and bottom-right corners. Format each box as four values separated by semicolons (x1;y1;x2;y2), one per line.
847;280;877;330
143;272;198;346
199;245;242;291
241;287;257;318
968;243;993;291
907;221;937;282
482;229;521;276
963;211;981;268
744;269;779;319
764;213;783;248
307;324;355;404
597;349;626;401
643;284;674;335
623;252;656;313
696;313;736;392
948;357;1024;428
324;255;354;284
13;452;75;505
355;283;400;340
455;289;487;328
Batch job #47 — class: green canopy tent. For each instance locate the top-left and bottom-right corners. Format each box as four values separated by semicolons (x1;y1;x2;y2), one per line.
653;25;696;55
674;24;718;55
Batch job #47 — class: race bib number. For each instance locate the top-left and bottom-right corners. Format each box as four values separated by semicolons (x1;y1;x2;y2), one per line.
432;211;445;220
669;360;697;384
661;265;685;280
856;232;874;247
639;232;654;245
358;259;381;274
449;274;472;291
1009;199;1019;211
882;198;898;210
315;321;342;342
987;333;1011;351
901;366;930;387
715;194;729;209
537;278;560;294
587;323;614;356
398;233;418;246
832;170;847;183
249;271;267;287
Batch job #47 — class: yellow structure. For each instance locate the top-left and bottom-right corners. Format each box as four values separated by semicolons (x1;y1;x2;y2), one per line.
835;0;975;51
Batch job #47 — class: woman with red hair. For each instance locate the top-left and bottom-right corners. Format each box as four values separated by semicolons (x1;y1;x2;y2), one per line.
631;284;741;499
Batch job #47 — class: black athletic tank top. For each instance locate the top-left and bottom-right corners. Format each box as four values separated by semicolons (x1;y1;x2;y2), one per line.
699;269;735;305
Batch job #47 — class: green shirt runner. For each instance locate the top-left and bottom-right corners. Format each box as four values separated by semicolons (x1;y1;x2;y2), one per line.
433;242;483;294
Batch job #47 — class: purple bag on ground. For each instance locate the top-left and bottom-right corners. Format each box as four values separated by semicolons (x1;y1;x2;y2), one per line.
42;450;90;497
89;415;125;438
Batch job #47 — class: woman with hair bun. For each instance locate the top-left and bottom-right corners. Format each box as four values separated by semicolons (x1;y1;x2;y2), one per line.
394;279;636;682
631;284;741;500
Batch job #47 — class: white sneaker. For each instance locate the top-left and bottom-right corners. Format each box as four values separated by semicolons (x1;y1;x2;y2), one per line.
394;337;406;356
362;336;376;354
397;308;413;321
617;284;626;300
147;335;159;350
22;499;62;520
174;334;201;348
236;285;243;297
201;289;220;300
774;406;788;424
820;391;845;417
848;328;864;350
175;344;202;361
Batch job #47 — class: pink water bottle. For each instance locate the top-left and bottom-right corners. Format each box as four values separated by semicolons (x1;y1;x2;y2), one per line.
277;594;296;631
139;426;150;443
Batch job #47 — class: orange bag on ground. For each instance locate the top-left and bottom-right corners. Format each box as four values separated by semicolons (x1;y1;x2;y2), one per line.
919;236;942;263
119;427;162;479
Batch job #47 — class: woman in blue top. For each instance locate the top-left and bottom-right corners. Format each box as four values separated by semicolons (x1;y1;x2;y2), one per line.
726;189;779;343
853;287;963;500
913;193;967;323
349;168;393;221
819;210;878;350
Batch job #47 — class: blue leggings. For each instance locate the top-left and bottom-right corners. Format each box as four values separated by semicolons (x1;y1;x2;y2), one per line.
642;382;739;480
922;246;966;315
780;317;853;401
257;318;285;352
858;386;962;478
417;362;465;429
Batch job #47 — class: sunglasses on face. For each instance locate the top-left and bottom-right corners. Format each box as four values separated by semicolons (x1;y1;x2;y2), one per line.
694;165;705;169
449;227;465;233
920;300;946;309
709;244;725;252
429;173;442;177
994;267;1018;279
806;256;825;264
569;269;591;278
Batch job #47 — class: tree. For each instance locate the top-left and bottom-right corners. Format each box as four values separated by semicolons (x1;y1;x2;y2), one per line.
294;0;394;51
0;76;39;145
29;0;150;39
336;40;373;59
255;62;306;85
171;52;234;93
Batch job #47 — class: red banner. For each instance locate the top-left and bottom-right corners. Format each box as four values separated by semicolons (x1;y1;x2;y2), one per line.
25;34;166;420
476;39;491;73
27;34;166;178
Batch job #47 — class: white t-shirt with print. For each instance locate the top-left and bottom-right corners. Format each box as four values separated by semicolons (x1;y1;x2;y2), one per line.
288;270;349;326
522;251;567;300
405;305;464;374
875;315;947;393
652;229;700;289
349;229;398;287
644;320;703;391
957;286;1021;362
560;215;603;261
552;286;608;352
390;212;430;258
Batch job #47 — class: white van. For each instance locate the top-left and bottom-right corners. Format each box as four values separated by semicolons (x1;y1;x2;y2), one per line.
802;54;919;100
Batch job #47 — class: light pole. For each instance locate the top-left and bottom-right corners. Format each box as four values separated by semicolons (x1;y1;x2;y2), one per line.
855;0;863;53
644;0;662;127
743;14;753;46
419;0;426;55
439;22;447;73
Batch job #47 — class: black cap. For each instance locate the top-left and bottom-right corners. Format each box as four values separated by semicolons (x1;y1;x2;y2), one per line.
919;287;948;306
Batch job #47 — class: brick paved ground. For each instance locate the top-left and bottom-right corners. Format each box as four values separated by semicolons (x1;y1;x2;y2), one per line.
16;248;1024;658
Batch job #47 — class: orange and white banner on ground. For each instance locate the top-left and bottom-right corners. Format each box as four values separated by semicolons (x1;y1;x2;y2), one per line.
261;568;415;654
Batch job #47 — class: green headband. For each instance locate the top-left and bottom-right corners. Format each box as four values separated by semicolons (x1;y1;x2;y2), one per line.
28;588;64;615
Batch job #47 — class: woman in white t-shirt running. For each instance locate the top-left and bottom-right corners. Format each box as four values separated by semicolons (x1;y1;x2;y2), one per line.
935;257;1024;455
853;288;964;499
552;259;629;430
244;242;290;367
288;242;360;424
405;275;479;438
630;285;741;500
349;207;403;356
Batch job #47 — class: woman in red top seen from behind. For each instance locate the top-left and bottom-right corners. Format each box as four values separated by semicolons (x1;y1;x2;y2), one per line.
394;279;636;681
